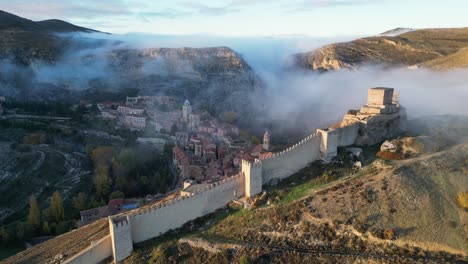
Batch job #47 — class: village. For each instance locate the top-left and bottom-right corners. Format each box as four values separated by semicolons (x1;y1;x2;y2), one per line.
77;95;275;224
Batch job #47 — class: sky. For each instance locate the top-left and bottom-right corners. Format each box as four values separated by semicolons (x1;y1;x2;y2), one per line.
2;0;468;37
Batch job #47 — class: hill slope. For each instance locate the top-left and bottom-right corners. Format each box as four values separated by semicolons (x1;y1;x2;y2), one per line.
120;115;467;263
295;27;468;71
0;10;97;32
0;10;99;64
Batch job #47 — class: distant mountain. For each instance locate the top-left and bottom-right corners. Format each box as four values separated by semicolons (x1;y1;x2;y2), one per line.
0;10;98;32
0;11;263;120
0;10;101;64
294;27;468;71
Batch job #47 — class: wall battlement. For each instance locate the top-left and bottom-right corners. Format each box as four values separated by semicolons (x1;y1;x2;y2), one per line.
260;132;320;161
65;88;405;264
111;174;244;222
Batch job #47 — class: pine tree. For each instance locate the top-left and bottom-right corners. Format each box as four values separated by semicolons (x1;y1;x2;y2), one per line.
27;195;40;229
50;191;64;222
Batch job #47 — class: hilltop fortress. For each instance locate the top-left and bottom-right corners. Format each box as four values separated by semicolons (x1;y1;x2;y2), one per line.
62;88;406;263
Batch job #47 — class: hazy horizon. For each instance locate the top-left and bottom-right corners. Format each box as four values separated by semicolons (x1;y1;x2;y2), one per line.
3;0;468;37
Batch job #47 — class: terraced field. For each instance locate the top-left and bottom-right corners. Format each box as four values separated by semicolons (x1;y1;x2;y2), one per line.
0;142;93;224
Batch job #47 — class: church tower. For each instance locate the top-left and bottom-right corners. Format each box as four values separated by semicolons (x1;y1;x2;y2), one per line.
263;131;270;151
182;99;192;122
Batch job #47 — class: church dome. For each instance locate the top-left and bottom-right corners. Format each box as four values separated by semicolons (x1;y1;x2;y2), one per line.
184;99;191;106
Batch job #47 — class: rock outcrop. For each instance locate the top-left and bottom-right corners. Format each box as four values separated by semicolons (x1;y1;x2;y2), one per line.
294;27;468;71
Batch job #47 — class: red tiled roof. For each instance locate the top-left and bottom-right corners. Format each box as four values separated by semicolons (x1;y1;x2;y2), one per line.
108;198;124;207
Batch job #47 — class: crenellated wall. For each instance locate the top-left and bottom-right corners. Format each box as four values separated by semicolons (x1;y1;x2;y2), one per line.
260;132;322;183
110;174;245;262
64;88;406;264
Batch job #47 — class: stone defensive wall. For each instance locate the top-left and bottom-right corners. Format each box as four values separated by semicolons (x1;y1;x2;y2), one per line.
59;88;404;263
109;173;245;262
64;235;112;264
261;132;322;183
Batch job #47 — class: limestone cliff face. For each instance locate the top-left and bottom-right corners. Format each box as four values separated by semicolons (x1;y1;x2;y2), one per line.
106;47;263;117
0;11;263;118
294;28;468;71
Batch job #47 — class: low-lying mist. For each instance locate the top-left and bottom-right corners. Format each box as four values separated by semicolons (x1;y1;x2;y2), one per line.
261;67;468;134
1;32;467;138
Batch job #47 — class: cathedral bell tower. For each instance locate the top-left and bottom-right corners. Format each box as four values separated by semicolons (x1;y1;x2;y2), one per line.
263;131;270;151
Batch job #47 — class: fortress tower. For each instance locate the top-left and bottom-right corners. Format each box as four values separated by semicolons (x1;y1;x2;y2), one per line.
263;131;270;151
359;87;399;115
182;99;192;122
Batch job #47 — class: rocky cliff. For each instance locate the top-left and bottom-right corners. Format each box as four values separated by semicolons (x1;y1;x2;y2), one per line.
0;11;262;118
294;27;468;71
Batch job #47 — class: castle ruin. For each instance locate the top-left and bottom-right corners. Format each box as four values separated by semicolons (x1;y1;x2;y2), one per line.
64;87;406;264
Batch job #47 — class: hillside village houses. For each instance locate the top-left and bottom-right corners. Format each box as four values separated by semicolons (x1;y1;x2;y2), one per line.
172;99;272;184
85;95;271;223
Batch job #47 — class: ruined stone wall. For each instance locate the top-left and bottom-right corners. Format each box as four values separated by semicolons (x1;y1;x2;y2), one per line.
64;235;112;264
261;133;322;183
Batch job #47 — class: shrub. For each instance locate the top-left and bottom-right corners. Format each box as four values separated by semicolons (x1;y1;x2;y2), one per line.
376;150;405;160
456;192;468;210
240;255;251;264
383;229;395;240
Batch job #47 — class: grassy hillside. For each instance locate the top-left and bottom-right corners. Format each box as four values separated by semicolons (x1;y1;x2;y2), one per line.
121;116;468;263
295;27;468;71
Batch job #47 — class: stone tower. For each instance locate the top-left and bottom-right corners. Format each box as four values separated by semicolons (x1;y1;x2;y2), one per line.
263;131;270;151
182;99;192;122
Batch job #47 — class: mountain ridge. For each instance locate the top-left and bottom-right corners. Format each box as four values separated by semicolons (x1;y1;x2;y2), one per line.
0;10;98;33
294;27;468;71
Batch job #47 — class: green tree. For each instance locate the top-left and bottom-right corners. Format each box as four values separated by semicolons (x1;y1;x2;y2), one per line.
72;192;88;211
42;221;50;235
94;167;113;200
115;176;129;194
250;136;260;145
42;208;52;223
0;227;9;245
50;191;65;222
109;191;125;200
138;175;150;193
27;195;41;230
170;124;178;135
240;255;251;264
16;222;32;240
55;221;69;234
